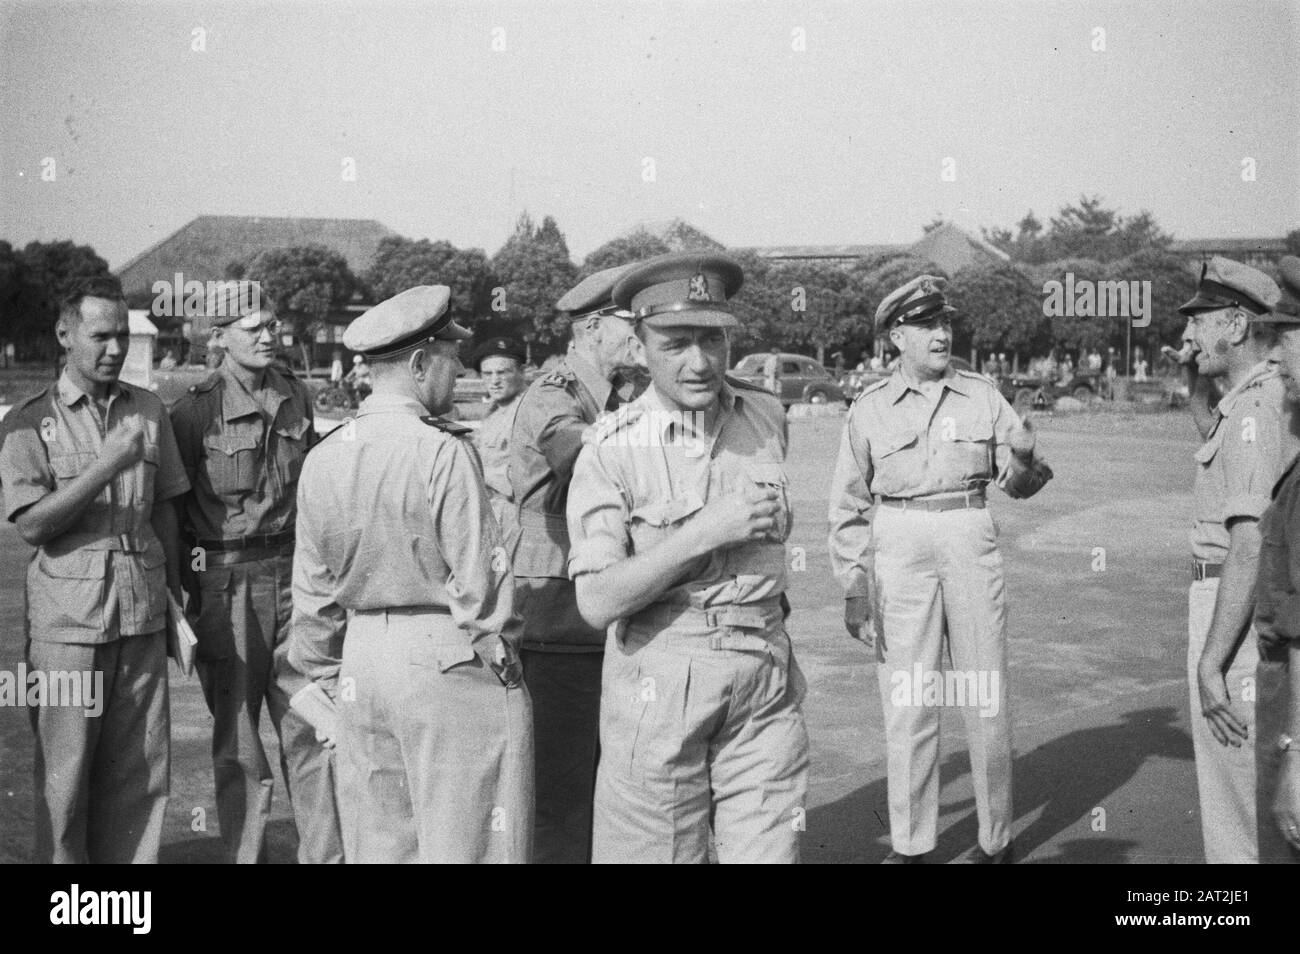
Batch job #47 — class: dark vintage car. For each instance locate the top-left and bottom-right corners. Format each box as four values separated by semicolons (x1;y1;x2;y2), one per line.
731;353;849;407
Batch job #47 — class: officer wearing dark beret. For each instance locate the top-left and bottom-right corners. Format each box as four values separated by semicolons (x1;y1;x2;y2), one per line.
471;336;528;528
566;252;810;863
507;263;646;863
169;281;345;863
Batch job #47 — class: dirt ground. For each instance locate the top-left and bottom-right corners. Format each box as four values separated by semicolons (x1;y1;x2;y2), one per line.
0;407;1204;863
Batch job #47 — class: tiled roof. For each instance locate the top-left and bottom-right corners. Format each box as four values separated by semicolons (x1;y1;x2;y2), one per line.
116;214;394;295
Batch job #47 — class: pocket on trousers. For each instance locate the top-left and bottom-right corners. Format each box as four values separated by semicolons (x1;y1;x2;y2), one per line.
32;549;107;633
194;567;236;661
408;638;482;674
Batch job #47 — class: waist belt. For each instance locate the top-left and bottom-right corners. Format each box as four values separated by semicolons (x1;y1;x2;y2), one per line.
878;491;985;512
56;531;149;552
196;530;295;553
1193;561;1223;581
637;597;784;632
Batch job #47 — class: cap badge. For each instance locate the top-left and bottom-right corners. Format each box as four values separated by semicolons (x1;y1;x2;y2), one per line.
687;273;711;302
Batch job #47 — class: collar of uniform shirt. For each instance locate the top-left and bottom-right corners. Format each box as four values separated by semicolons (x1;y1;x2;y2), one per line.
641;379;738;441
219;361;290;423
57;370;126;407
566;349;613;410
354;391;428;419
1213;359;1275;418
886;363;969;404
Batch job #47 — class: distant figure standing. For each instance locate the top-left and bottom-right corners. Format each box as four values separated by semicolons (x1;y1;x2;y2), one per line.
329;349;344;385
159;348;178;370
1133;348;1149;382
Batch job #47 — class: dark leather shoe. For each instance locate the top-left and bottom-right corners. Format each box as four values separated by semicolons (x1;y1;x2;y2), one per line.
881;849;927;864
973;842;1014;864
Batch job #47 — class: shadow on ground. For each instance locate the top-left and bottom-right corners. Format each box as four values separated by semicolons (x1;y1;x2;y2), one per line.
806;706;1191;864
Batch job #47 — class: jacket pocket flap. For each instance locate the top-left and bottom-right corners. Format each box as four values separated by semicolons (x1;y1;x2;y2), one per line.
204;434;259;456
878;430;918;457
955;421;994;442
274;419;311;441
38;549;106;579
631;493;705;527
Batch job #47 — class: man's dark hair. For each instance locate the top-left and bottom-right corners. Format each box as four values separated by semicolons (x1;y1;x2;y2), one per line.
58;275;126;328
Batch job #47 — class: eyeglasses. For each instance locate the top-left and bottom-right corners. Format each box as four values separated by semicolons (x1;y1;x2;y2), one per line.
233;318;282;337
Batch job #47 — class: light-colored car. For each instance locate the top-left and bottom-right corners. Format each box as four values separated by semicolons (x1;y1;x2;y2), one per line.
731;353;848;408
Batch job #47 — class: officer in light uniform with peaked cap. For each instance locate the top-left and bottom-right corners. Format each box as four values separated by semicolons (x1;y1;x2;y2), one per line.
567;252;810;864
471;335;528;533
1177;256;1294;863
507;264;646;863
829;275;1053;864
170;282;342;864
288;285;533;864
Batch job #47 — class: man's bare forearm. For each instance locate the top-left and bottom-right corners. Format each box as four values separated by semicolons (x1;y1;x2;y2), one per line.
14;459;120;546
1201;519;1261;674
575;524;712;630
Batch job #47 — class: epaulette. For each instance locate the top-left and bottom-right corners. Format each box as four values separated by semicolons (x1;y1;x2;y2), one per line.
853;377;891;403
724;373;773;395
420;415;474;437
955;368;996;387
585;403;645;446
186;373;221;396
0;387;54;442
540;366;576;388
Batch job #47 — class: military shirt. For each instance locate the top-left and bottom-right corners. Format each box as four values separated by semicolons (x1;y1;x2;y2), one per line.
473;392;522;508
508;350;619;649
169;360;317;543
288;392;520;688
1256;453;1300;652
828;365;1053;597
1189;361;1293;563
567;379;791;608
0;373;189;643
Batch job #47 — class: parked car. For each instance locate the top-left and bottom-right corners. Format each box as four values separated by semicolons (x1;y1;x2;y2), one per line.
731;353;848;407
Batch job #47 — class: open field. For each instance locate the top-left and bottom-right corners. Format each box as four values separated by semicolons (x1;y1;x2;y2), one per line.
0;409;1202;863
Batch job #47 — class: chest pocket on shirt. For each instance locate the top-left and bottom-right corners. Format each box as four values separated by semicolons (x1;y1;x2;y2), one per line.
203;434;259;494
272;418;311;488
628;492;705;553
48;452;98;488
872;428;919;487
946;420;993;480
746;461;792;543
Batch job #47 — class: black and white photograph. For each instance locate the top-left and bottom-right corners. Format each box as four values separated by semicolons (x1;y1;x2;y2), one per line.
0;0;1298;898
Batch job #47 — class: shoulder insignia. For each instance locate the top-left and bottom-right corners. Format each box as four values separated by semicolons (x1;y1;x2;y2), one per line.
421;415;474;437
855;377;891;402
956;368;995;386
540;366;576;388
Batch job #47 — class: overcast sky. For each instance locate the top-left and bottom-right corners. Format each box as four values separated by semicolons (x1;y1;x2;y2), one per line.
2;0;1297;269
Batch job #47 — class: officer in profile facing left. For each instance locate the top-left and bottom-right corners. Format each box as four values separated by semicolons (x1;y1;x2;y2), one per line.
289;285;533;864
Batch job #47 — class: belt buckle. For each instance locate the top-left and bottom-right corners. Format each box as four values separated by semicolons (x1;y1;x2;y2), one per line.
118;533;136;553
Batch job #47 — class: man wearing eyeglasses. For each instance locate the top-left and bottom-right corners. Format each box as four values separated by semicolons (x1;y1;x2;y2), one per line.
169;283;343;864
507;264;647;863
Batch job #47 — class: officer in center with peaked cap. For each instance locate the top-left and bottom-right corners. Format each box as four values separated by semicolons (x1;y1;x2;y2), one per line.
829;274;1053;863
288;285;533;863
566;252;811;863
507;263;646;863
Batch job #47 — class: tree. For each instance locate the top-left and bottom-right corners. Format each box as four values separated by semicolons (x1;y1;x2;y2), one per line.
492;213;577;356
1028;257;1110;356
582;229;671;275
1286;229;1300;257
659;219;726;252
366;236;496;336
764;261;871;364
947;262;1047;365
1;240;115;360
241;244;359;370
986;196;1172;264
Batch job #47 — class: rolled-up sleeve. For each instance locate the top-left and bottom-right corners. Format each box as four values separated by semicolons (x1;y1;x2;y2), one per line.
1222;398;1285;524
0;411;53;520
828;409;875;597
429;439;522;650
992;393;1053;499
567;442;630;577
